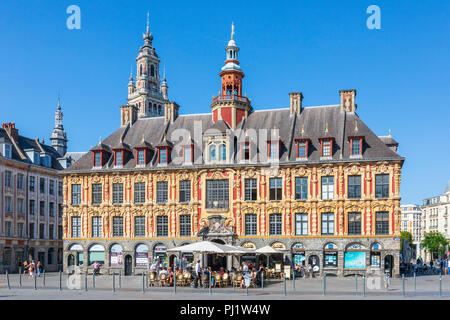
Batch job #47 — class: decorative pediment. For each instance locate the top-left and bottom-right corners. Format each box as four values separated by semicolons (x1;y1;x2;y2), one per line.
132;172;146;182
111;175;123;184
345;164;361;175
292;165;308;177
91;174;102;183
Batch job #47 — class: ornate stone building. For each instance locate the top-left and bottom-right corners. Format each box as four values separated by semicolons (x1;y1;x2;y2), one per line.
62;22;405;277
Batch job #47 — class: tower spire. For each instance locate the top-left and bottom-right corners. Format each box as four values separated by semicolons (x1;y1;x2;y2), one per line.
146;11;150;33
50;96;68;157
231;22;235;40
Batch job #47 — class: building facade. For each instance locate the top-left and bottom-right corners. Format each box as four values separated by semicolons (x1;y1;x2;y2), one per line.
62;22;405;277
421;181;450;261
400;204;422;244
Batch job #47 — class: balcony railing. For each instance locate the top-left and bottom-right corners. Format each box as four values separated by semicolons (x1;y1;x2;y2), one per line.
212;94;250;104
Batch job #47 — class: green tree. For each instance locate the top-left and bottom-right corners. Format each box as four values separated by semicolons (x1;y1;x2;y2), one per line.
400;231;413;252
421;232;449;258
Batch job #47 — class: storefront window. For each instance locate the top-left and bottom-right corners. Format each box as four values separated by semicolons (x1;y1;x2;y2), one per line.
323;243;338;268
69;244;84;266
135;244;149;267
370;243;381;267
110;244;123;267
292;243;306;266
344;244;366;269
88;244;105;265
153;244;167;265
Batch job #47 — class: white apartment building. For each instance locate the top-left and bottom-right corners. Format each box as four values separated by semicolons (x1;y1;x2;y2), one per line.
421;181;450;261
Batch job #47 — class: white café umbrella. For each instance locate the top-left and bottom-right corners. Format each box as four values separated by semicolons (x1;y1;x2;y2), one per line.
254;246;281;254
167;241;245;255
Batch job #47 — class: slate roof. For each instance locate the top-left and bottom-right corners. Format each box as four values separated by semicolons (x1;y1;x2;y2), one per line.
0;128;64;170
65;105;404;173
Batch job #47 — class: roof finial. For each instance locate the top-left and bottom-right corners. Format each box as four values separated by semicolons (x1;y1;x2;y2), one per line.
301;124;305;134
141;134;145;142
99;136;102;144
231;22;235;40
120;136;123;143
163;64;166;80
389;128;391;137
325;122;329;133
146;11;150;33
354;120;358;131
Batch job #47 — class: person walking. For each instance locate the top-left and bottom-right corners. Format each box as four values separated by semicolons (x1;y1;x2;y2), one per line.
29;260;35;278
194;260;201;288
23;260;29;275
36;261;41;277
242;262;249;275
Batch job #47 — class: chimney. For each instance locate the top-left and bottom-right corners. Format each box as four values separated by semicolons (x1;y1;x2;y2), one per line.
339;89;357;112
164;102;179;123
120;104;138;127
289;92;303;115
2;122;19;142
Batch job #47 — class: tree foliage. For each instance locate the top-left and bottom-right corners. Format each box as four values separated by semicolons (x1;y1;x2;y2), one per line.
400;231;413;251
421;232;449;258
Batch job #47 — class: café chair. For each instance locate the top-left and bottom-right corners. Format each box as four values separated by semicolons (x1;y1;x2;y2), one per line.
149;272;157;287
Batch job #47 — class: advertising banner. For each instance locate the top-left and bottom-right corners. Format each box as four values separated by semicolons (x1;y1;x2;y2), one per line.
136;252;149;267
344;251;366;268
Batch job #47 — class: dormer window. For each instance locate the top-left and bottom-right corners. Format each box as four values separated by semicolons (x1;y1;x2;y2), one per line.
158;148;169;164
268;141;279;160
93;152;102;167
349;137;364;156
182;145;193;164
2;143;12;159
114;150;123;166
295;139;310;159
320;138;334;157
40;154;51;168
208;141;227;163
241;142;250;161
137;149;146;165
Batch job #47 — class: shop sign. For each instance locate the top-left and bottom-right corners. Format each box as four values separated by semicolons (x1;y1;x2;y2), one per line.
292;243;305;252
154;244;167;252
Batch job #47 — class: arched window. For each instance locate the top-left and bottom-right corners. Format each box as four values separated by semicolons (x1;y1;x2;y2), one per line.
209;144;217;161
219;144;227;161
135;244;149;267
110;244;123;267
151;64;155;77
139;64;143;76
88;244;105;266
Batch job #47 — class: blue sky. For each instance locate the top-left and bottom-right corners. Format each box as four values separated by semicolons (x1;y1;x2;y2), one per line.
0;0;449;204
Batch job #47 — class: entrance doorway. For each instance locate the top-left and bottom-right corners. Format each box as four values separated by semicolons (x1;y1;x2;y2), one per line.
207;239;227;271
124;255;132;276
384;255;394;277
38;252;45;267
67;254;75;274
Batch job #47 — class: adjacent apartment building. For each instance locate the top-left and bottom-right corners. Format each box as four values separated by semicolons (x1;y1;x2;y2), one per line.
62;22;405;277
421;181;450;261
0;101;81;272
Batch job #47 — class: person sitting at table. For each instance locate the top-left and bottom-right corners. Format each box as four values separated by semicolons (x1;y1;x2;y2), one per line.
219;267;225;276
159;266;168;285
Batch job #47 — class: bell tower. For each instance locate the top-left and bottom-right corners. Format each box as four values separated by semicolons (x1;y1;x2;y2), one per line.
211;23;252;129
127;12;168;118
